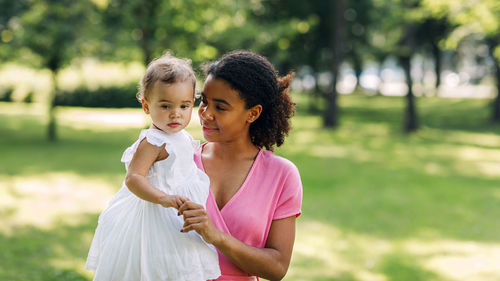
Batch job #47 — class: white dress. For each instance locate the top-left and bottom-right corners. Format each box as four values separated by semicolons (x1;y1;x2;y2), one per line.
86;128;221;281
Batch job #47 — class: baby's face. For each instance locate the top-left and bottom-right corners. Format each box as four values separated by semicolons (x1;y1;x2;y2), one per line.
143;80;194;134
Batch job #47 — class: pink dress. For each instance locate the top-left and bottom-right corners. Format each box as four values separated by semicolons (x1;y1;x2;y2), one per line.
194;145;303;281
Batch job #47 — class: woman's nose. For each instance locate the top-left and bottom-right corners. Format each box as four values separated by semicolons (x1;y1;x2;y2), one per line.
199;106;214;121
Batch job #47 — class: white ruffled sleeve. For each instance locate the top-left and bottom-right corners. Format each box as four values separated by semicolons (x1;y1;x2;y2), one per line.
191;139;201;150
120;129;171;165
182;130;201;150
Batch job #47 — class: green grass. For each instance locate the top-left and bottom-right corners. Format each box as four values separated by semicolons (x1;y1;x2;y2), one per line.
1;95;500;281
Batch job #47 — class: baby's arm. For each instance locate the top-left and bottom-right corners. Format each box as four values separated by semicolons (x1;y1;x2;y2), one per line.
125;138;188;209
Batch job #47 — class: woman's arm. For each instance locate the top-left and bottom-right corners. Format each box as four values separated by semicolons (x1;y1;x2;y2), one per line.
179;202;296;281
125;139;188;209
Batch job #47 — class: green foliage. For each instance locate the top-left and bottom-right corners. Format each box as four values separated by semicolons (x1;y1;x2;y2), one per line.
55;84;140;108
0;0;29;61
422;0;500;52
15;0;99;70
99;0;252;67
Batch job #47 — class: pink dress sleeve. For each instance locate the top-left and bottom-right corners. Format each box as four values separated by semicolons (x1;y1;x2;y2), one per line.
273;162;303;220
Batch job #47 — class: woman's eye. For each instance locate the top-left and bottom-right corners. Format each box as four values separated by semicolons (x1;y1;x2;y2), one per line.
216;105;226;111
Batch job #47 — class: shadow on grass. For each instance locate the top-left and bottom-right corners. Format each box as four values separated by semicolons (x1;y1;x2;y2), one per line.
0;213;98;281
289;152;500;242
380;253;448;281
282;96;500;243
289;151;500;243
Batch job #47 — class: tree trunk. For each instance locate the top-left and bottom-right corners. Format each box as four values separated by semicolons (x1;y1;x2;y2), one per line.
308;74;322;114
137;0;160;66
402;55;418;132
324;0;344;128
48;70;58;141
487;38;500;123
492;51;500;123
141;35;152;66
431;41;441;89
400;4;418;133
351;48;363;91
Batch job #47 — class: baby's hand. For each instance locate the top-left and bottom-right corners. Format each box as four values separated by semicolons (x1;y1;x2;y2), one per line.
159;195;190;209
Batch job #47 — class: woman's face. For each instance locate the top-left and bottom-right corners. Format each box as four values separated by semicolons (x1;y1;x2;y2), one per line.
199;75;256;143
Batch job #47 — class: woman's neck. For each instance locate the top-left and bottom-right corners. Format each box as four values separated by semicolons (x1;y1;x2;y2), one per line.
207;138;260;161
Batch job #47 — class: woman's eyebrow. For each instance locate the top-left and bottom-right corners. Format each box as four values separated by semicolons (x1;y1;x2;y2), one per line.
200;92;231;106
213;98;231;106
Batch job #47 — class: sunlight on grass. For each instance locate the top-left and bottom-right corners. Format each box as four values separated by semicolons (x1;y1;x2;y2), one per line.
0;173;117;234
50;243;95;280
403;239;500;281
286;112;500;179
291;219;500;281
56;106;203;134
290;219;390;281
440;130;500;148
0;102;46;116
57;107;147;130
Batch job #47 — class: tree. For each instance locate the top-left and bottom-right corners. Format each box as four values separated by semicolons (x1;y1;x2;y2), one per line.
3;0;99;141
0;0;29;61
423;0;500;122
399;0;419;132
101;0;246;67
415;17;453;89
343;0;375;90
249;0;347;127
323;0;344;128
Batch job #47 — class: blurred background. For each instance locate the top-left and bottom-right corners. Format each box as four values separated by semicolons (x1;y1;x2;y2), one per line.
1;0;499;280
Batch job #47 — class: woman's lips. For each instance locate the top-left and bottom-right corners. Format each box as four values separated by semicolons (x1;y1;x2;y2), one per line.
202;126;218;132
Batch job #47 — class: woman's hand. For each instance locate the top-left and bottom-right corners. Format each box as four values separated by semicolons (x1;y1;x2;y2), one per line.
178;201;223;244
158;194;190;209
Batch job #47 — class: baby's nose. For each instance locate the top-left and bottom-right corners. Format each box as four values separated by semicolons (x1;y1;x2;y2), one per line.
171;109;181;117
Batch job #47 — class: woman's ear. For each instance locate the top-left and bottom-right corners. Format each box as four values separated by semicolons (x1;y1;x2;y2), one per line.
141;99;150;114
247;104;263;123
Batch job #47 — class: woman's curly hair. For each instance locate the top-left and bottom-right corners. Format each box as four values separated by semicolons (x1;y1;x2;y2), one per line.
205;50;295;151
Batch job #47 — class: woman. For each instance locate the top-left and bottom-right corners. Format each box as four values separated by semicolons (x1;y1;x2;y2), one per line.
178;51;303;281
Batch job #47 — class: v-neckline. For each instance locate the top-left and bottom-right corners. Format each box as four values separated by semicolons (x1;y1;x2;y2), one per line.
199;143;262;213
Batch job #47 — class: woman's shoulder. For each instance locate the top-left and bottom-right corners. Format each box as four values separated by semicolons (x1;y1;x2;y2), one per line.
258;149;299;175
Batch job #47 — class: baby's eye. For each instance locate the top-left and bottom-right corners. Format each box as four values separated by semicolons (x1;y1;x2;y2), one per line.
181;104;190;109
161;105;169;109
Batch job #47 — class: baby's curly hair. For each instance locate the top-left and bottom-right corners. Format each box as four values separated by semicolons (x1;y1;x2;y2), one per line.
137;52;196;102
206;50;296;151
